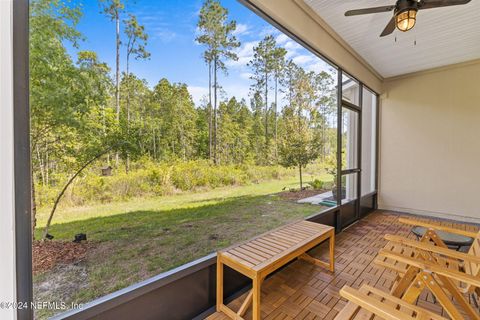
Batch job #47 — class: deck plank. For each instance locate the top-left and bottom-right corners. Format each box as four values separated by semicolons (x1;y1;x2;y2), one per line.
206;210;479;320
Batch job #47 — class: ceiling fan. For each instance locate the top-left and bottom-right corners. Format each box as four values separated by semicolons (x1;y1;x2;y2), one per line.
344;0;472;37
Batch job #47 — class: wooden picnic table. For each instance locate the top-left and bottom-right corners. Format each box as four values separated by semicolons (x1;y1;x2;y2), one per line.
216;220;335;320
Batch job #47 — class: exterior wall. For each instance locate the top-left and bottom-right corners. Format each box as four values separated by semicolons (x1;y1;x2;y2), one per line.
244;0;383;94
379;60;480;223
0;0;17;319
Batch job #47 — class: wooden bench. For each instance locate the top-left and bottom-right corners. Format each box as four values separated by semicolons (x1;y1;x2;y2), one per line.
216;220;335;320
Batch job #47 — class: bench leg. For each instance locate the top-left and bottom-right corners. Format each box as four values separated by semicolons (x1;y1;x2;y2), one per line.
237;290;252;317
252;276;262;320
329;231;335;272
298;232;335;272
216;256;223;312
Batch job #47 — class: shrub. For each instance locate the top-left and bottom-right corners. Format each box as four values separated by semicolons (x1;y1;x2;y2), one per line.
35;160;297;208
308;179;324;190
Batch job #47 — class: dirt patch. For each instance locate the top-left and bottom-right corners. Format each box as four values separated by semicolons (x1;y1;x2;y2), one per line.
33;263;90;319
33;240;94;275
277;189;328;202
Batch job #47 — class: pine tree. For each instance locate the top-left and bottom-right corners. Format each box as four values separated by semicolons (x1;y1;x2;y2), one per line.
248;35;278;162
99;0;125;165
123;13;150;172
278;63;322;189
196;0;240;164
271;46;287;161
124;14;150;123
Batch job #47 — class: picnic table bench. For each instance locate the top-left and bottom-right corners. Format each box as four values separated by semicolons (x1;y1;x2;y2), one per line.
216;220;335;320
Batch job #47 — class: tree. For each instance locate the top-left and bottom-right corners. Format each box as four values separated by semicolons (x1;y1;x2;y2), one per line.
42;106;141;239
39;47;121;239
195;98;211;159
248;35;280;162
99;0;125;165
249;90;266;165
196;0;240;164
217;97;253;164
124;14;150;122
122;14;150;172
151;79;198;161
30;0;84;239
278;63;322;189
271;46;287;160
119;73;151;155
312;71;336;160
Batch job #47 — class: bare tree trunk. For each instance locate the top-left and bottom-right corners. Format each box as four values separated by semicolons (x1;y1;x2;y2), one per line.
213;57;218;165
31;171;37;240
208;61;212;161
125;54;130;174
264;71;268;151
36;144;45;185
152;127;156;160
299;165;303;190
102;105;110;165
45;148;49;186
274;75;278;161
115;13;121;166
42;150;109;239
321;112;326;161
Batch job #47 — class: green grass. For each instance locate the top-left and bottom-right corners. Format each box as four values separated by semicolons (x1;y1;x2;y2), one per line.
33;174;331;319
35;173;333;228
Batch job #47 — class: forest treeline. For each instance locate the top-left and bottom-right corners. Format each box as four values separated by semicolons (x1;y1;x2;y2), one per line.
30;0;337;237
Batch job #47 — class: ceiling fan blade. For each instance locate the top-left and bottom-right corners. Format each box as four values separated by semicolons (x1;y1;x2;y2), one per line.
419;0;471;9
345;5;395;16
380;17;396;37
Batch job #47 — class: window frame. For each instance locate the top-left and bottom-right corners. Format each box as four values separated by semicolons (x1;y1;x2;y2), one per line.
13;1;380;319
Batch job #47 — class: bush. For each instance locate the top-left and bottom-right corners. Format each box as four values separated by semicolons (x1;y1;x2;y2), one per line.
308;179;324;190
36;160;296;208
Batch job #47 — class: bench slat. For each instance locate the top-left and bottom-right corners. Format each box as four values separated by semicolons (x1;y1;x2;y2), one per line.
217;221;335;319
220;221;334;272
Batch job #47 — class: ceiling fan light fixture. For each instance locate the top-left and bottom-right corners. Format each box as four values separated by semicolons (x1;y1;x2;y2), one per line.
395;9;417;32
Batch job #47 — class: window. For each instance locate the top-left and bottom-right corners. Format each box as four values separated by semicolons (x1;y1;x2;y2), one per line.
342;107;359;170
361;88;377;196
342;73;360;106
30;0;340;317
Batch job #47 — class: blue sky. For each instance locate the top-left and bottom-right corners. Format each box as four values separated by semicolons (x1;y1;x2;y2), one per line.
67;0;332;106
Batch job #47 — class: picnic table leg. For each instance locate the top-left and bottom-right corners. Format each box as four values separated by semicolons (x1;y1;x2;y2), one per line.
329;231;335;272
252;276;262;320
216;255;223;312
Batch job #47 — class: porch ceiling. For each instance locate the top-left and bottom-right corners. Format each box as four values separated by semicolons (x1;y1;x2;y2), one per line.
302;0;480;78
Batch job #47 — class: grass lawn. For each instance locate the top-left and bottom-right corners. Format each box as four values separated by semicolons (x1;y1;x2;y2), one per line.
33;175;331;319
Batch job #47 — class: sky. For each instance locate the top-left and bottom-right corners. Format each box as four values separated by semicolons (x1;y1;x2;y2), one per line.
66;0;334;107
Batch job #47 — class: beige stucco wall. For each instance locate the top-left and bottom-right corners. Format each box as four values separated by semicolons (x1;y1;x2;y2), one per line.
379;60;480;223
246;0;383;94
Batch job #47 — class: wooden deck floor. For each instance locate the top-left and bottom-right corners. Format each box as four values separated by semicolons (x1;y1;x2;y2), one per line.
206;210;479;320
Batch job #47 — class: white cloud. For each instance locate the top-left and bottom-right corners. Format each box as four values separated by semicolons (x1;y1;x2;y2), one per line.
259;25;279;37
292;55;314;65
187;83;251;107
276;33;290;45
153;30;177;42
222;84;250;103
304;61;331;73
187;85;209;106
281;39;303;61
227;40;258;68
284;40;302;51
240;72;253;80
233;23;250;36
